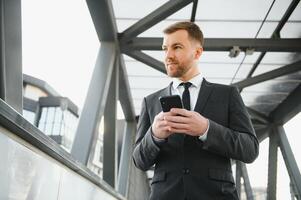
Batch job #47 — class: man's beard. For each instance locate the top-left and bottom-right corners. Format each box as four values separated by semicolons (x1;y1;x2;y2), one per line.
166;63;187;78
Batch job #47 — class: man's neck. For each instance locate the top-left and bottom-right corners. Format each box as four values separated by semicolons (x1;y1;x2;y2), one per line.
179;68;200;82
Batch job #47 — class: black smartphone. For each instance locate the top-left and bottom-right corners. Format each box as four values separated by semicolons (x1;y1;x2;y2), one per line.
159;95;183;112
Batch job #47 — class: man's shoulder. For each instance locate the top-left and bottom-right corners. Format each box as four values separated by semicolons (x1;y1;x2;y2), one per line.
205;79;237;92
145;87;169;102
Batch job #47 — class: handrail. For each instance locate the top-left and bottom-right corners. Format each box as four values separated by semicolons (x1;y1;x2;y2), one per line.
0;99;125;200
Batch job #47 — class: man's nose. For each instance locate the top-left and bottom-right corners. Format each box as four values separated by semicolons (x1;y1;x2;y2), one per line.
165;49;174;59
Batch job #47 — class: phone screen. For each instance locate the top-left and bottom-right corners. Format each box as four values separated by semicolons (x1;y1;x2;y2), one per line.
159;95;183;112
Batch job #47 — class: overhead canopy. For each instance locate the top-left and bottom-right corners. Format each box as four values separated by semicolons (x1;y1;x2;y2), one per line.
108;0;301;141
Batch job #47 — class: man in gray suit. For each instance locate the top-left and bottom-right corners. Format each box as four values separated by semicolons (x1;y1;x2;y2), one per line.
132;21;259;200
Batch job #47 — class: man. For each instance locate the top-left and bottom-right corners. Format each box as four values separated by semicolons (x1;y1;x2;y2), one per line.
132;21;259;200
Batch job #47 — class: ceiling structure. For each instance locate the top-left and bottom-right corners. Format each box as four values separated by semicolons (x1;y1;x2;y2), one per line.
108;0;301;142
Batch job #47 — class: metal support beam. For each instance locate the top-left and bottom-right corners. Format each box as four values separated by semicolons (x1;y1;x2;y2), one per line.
290;181;300;199
103;57;119;188
71;43;116;165
270;83;301;125
117;121;136;197
256;126;271;142
119;55;136;121
246;53;265;81
86;0;118;41
119;0;193;42
0;0;23;113
205;38;301;52
277;126;301;198
232;60;301;90
190;0;198;22
235;161;242;199
267;130;278;200
247;107;270;124
125;51;166;74
121;37;301;52
241;162;254;200
272;0;300;38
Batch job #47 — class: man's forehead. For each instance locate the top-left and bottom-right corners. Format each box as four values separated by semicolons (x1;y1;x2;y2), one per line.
162;30;189;46
163;37;185;47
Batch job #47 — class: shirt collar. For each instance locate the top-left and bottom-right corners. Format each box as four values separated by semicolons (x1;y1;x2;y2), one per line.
172;73;203;90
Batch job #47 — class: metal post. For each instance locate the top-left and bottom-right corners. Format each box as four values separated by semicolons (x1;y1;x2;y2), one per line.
236;161;242;199
277;126;301;198
240;162;254;200
103;56;119;188
0;0;23;113
117;121;136;197
267;129;278;200
71;43;116;165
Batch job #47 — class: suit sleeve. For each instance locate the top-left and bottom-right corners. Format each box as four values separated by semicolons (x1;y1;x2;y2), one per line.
132;98;162;171
202;86;259;163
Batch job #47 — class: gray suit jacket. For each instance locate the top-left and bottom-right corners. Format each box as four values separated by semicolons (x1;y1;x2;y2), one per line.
133;79;259;200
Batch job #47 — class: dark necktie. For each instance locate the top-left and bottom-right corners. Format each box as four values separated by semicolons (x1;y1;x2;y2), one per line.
180;82;192;110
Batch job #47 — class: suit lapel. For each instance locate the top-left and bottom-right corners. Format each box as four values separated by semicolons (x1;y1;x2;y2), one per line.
194;79;214;113
159;82;172;97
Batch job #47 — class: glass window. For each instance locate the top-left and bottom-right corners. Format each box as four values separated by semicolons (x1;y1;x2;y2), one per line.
46;107;56;125
39;107;47;124
196;0;282;21
45;122;53;135
38;107;48;132
52;123;61;136
23;110;36;124
38;122;45;132
112;0;168;19
54;107;62;123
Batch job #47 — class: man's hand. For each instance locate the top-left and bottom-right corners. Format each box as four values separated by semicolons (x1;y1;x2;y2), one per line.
163;108;209;136
152;111;176;139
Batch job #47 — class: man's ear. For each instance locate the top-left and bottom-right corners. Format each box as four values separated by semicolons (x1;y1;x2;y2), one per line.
194;46;203;59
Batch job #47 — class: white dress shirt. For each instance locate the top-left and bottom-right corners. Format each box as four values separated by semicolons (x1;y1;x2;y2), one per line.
171;74;209;141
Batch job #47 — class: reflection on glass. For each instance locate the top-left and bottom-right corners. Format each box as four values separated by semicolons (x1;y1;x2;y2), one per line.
37;106;78;150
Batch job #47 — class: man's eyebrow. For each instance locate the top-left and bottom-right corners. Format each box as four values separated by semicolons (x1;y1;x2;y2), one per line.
162;43;184;49
172;42;183;46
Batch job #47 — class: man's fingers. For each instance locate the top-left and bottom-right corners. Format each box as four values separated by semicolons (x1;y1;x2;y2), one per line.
169;128;190;134
170;108;191;117
164;115;189;123
166;121;189;129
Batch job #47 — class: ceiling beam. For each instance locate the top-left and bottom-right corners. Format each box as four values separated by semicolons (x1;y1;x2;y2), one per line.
247;107;270;124
232;60;301;89
272;0;300;38
255;126;271;142
125;51;166;74
86;0;118;41
119;0;193;43
190;0;198;22
269;83;301;125
121;37;301;52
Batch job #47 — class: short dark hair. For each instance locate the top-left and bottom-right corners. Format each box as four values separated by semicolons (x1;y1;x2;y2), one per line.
163;21;204;47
